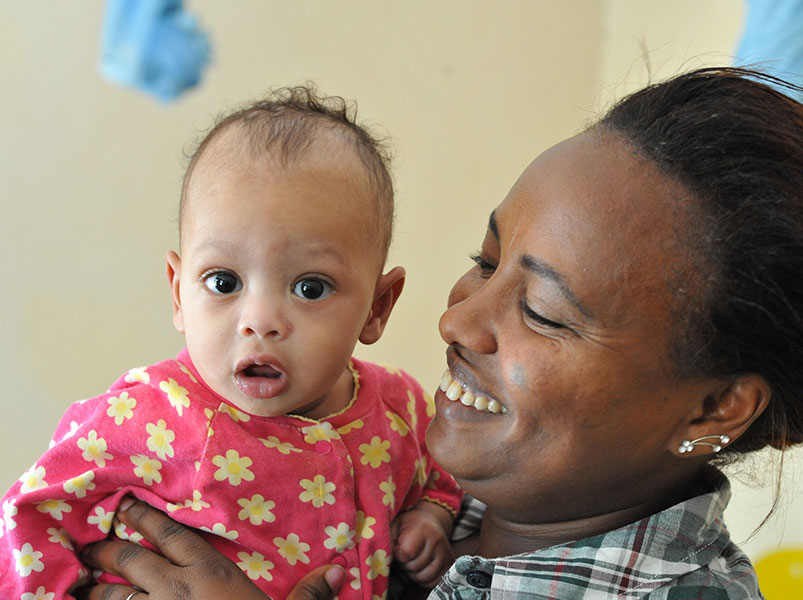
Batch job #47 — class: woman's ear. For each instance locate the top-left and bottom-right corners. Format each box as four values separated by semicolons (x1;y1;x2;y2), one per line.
359;266;406;345
165;250;185;334
675;375;771;456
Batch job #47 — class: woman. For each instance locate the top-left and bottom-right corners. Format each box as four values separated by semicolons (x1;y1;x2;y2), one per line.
80;68;803;599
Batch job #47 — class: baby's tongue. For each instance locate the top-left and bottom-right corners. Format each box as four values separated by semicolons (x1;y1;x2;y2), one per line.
244;365;281;378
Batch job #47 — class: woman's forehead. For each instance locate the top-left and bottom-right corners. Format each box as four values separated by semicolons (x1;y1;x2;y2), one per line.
493;130;698;326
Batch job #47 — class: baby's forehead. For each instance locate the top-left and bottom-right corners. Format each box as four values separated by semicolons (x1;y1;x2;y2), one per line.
182;133;388;256
190;125;372;191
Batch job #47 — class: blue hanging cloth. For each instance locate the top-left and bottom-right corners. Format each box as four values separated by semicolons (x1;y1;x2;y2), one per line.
734;0;803;101
99;0;211;102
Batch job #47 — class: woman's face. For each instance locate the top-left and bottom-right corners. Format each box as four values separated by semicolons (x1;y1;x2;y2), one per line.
427;130;719;524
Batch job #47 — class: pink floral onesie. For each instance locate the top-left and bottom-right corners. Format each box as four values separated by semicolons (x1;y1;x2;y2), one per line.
0;349;462;600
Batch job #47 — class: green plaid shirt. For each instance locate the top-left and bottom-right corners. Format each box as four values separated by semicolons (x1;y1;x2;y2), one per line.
431;469;762;599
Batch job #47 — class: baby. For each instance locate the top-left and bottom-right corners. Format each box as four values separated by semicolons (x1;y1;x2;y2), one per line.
0;87;461;600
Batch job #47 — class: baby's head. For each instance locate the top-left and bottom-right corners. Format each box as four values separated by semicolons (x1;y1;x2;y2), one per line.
166;86;405;418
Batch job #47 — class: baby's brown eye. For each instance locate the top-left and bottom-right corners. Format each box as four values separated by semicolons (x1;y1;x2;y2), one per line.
292;278;333;300
204;272;241;294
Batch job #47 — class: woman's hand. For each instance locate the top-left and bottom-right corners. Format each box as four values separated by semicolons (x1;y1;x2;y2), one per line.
79;497;344;600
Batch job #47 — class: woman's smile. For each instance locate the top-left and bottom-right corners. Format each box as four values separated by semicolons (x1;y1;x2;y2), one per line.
438;369;506;414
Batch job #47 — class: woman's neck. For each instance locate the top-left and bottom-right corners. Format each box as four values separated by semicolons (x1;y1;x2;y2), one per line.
472;481;695;558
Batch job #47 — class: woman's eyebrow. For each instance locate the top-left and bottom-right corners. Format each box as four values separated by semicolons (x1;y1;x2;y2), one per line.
489;211;500;240
489;210;593;320
520;255;595;320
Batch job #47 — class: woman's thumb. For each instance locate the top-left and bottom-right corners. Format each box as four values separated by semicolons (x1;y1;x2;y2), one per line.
287;565;346;600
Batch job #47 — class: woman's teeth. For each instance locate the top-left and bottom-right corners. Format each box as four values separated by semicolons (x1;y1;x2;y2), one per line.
439;370;506;414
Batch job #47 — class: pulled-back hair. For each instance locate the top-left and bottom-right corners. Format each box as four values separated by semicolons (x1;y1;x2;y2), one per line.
600;68;803;458
181;85;394;259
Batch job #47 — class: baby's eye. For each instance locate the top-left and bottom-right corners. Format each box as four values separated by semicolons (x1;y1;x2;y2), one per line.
292;278;333;300
203;272;242;295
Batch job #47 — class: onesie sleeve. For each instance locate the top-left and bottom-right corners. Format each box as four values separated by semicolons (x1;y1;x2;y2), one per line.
397;371;463;517
0;361;201;600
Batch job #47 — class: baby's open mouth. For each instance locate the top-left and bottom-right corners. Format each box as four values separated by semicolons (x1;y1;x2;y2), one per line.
235;357;287;399
242;364;282;378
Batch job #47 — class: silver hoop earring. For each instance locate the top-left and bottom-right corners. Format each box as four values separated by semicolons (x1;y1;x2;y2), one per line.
678;435;730;454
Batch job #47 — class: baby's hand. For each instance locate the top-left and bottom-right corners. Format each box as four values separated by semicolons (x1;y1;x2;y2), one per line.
390;501;454;589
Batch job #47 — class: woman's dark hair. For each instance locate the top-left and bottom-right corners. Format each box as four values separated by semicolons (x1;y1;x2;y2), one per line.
600;67;803;458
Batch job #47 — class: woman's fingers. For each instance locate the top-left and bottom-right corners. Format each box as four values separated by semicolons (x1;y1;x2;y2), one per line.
81;537;171;581
113;497;211;566
83;497;344;600
78;583;142;600
286;565;346;600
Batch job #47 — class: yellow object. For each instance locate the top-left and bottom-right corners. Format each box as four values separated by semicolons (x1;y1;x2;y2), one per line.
755;549;803;598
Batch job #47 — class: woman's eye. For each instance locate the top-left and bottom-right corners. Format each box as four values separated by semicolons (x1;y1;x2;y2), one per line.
203;272;242;295
520;298;565;329
469;252;496;275
292;278;333;300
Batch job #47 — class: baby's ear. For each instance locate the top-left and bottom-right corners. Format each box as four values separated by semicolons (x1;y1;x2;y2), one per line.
165;250;185;334
359;266;406;345
674;375;771;457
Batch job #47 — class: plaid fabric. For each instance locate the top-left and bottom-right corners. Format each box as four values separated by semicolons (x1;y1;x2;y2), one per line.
432;469;763;599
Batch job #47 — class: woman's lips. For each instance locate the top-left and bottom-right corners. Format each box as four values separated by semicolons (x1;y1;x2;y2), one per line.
438;369;506;414
234;355;287;399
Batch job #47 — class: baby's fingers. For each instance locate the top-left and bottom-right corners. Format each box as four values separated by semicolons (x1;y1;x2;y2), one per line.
395;529;427;563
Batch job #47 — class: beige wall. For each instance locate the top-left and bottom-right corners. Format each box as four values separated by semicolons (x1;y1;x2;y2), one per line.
2;0;799;563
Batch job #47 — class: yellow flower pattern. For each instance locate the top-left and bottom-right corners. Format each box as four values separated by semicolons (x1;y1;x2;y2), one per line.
258;436;301;455
237;494;276;525
46;527;73;550
273;533;310;565
424;391;436;418
106;392;136;425
385;411;409;436
36;500;71;520
130;455;162;485
13;542;44;577
87;506;113;533
236;551;274;581
359;436;391;468
124;366;150;384
159;378;190;416
212;450;254;486
355;510;376;541
19;466;47;494
20;585;53;600
76;430;113;468
323;522;355;552
298;475;336;508
218;403;250;422
145;419;175;460
379;476;396;509
0;357;460;600
366;549;391;580
200;522;239;540
413;456;428;487
407;390;420;428
337;418;364;436
301;422;339;444
62;471;96;498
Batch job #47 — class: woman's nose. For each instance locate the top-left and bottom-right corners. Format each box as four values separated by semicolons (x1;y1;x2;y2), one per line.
238;296;292;339
438;270;498;355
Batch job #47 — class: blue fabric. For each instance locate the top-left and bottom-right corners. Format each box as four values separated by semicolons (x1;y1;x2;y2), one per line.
735;0;803;100
99;0;211;102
